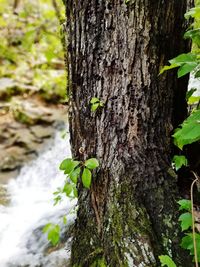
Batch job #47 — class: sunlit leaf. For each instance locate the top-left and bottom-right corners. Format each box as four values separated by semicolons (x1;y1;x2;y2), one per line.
172;155;188;171
47;224;60;246
85;158;99;170
90;97;100;104
82;168;92;188
62;182;73;197
178;62;198;78
69;167;81;184
169;53;197;65
173;110;200;149
179;212;192;231
42;223;52;233
91;103;100;112
159;255;177;267
63;215;67;225
178;199;192;212
188;96;200;105
159;64;179;75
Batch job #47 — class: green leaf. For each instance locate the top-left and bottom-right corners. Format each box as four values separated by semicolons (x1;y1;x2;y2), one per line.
91;103;100;112
188;96;200;105
62;182;73;197
90;97;100;104
47;224;60;246
181;233;200;262
43;223;60;246
159;255;177;267
181;234;194;250
60;158;80;174
64;160;80;174
178;199;191;212
82;168;92;188
173;110;200;149
172;155;188;171
179;212;192;231
85;158;99;170
69;167;81;184
177;62;198;78
73;187;78;198
59;158;71;170
185;6;200;20
63;215;67;225
42;223;52;233
169;53;197;65
159;64;179;75
53;195;62;206
184;28;200;46
186;88;197;101
53;187;62;195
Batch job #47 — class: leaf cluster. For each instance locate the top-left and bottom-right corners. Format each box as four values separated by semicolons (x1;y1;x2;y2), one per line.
161;5;200;182
178;199;200;262
59;157;99;191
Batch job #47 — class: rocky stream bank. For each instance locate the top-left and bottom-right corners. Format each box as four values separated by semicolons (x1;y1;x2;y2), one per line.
0;80;68;205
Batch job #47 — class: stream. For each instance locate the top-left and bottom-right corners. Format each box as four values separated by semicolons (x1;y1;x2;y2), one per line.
0;131;76;267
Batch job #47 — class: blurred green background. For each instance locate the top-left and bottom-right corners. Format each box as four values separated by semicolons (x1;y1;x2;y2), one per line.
0;0;66;103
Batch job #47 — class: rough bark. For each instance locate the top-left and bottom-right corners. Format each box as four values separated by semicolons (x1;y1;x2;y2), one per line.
65;1;192;266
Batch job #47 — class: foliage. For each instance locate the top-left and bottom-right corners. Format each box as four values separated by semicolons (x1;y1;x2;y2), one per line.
160;4;200;152
160;53;198;78
42;223;60;246
0;0;66;102
177;199;192;211
59;157;99;190
90;97;104;112
173;110;200;149
178;200;200;262
172;155;188;171
44;156;99;245
160;3;200;266
159;255;177;267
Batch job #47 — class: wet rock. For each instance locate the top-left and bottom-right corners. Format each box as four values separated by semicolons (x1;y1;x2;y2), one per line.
0;185;10;206
30;125;54;139
0;146;28;171
0;78;26;100
0;170;19;184
10;97;67;125
0;96;67;183
11;99;51;125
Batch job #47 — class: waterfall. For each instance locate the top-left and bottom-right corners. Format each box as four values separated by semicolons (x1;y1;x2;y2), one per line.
0;131;76;267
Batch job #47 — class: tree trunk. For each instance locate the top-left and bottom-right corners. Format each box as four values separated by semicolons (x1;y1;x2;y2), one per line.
65;1;192;266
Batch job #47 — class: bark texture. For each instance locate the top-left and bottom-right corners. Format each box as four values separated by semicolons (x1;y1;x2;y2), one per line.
65;1;192;266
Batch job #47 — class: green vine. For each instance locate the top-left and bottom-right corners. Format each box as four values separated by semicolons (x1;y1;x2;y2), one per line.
159;3;200;266
43;156;99;246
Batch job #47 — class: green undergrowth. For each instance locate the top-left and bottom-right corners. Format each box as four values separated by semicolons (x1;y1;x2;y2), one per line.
0;0;67;103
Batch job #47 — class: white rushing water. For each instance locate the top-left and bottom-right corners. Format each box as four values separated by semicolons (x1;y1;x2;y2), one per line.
0;131;76;267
